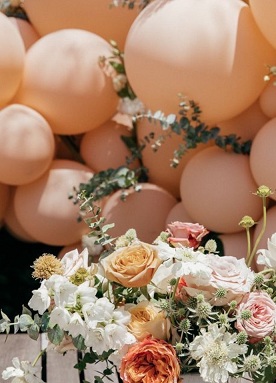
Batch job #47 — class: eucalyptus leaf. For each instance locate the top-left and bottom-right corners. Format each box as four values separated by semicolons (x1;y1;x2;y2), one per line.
19;314;34;332
47;325;64;345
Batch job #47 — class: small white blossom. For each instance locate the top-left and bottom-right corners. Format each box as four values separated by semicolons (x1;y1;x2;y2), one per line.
28;282;51;315
61;248;89;277
67;312;86;338
2;357;44;383
117;97;145;116
49;307;71;329
45;275;77;307
257;233;276;269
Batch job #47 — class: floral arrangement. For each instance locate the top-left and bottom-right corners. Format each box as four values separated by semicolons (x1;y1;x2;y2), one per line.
1;185;276;383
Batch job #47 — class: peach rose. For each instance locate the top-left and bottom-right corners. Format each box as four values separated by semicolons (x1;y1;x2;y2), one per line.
127;301;169;341
120;337;180;383
166;222;208;248
101;242;162;287
236;291;276;343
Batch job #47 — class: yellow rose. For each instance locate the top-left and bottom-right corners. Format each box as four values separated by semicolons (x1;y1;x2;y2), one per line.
127;301;170;341
101;242;162;288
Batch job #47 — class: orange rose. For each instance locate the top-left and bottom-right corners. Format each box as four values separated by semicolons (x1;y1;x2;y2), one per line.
127;301;170;341
120;336;180;383
101;242;162;287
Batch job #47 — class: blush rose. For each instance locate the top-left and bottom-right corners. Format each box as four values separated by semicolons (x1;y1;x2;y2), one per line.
120;336;180;383
101;242;162;288
236;291;276;343
166;222;208;249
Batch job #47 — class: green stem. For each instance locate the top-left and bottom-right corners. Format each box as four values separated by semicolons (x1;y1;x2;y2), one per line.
245;227;251;262
32;349;46;367
246;197;267;267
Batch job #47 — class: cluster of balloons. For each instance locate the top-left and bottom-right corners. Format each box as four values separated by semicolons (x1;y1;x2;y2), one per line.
1;0;276;262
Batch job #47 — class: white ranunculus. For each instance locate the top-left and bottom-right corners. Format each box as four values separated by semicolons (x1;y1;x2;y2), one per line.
257;233;276;269
61;248;89;277
28;283;50;315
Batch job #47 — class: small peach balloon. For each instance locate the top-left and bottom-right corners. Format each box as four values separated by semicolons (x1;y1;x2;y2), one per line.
58;243;83;259
259;80;276;119
0;104;55;185
101;183;177;243
15;29;118;135
219;232;249;260
137;118;211;198
124;0;276;124
4;187;36;242
80;120;137;172
23;0;139;49
218;99;269;141
0;13;25;107
180;146;262;233
0;182;10;227
9;17;40;50
249;0;276;50
165;202;193;226
14;159;94;246
249;118;276;200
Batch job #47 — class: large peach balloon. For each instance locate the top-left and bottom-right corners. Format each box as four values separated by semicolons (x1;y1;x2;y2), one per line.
165;202;193;226
23;0;139;49
137;118;211;198
0;183;10;227
0;13;25;107
9;17;40;50
4;187;36;242
180;146;262;233
124;0;276;124
101;183;177;243
0;104;55;185
13;160;94;246
259;80;276;118
15;29;118;135
80;120;137;172
249;0;276;50
218;99;269;141
249;118;276;200
219;232;249;260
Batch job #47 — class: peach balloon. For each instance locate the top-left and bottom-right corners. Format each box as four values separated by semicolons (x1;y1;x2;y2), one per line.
80;120;138;172
58;243;83;259
9;17;40;50
249;118;276;200
0;104;55;185
4;187;36;242
23;0;139;49
218;99;269;141
101;183;177;243
218;232;249;260
13;159;94;246
180;146;262;233
0;182;10;227
249;0;276;50
259;80;276;119
165;202;193;226
15;29;118;135
124;0;276;124
0;13;25;108
137;118;211;198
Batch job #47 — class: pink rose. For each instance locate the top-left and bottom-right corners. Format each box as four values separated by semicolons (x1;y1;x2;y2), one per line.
179;254;254;306
166;222;208;249
236;291;276;343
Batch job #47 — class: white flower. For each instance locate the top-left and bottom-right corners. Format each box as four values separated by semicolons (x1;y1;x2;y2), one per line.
49;307;71;329
257;233;276;269
154;241;177;266
67;312;86;338
61;248;89;277
85;327;106;353
74;282;98;307
103;323;136;351
45;275;77;307
117;97;145;116
189;324;247;383
111;307;132;327
82;297;115;329
149;263;176;296
28;282;50;315
2;357;44;383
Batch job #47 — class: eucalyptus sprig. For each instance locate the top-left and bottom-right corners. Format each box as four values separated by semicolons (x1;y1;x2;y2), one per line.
133;98;252;168
110;0;151;10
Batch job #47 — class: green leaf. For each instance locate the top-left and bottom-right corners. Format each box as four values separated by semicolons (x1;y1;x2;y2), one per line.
72;334;86;351
27;323;40;340
41;312;50;332
1;310;10;322
19;314;34;332
22;305;32;317
47;325;64;345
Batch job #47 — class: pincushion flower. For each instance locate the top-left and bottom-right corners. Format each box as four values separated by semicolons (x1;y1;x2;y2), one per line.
2;358;43;383
166;221;209;248
236;291;276;343
189;324;247;383
126;301;169;341
120;336;180;383
101;241;162;287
